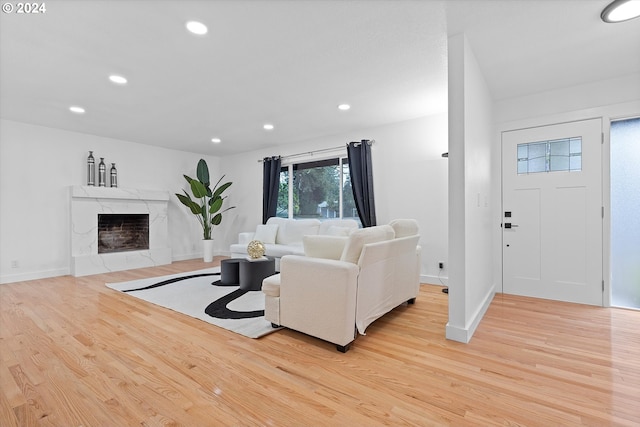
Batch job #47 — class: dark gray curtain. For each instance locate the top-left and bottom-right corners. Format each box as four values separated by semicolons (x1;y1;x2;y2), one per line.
262;156;281;224
347;140;376;227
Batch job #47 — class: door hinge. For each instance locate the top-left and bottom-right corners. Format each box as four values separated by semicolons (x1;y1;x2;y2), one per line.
602;132;604;144
602;206;604;218
602;279;605;291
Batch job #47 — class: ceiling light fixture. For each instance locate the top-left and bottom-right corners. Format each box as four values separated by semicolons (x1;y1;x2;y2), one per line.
186;21;208;35
601;0;640;22
211;138;221;144
338;104;351;111
263;124;274;130
109;74;128;85
69;106;85;114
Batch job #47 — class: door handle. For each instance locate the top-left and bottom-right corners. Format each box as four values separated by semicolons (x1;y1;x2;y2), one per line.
504;223;519;229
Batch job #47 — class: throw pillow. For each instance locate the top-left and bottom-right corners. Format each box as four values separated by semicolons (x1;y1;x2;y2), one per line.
303;235;348;260
326;226;351;236
389;219;419;238
340;225;395;264
254;224;279;244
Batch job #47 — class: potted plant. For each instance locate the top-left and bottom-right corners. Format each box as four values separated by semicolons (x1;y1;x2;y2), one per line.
176;159;235;262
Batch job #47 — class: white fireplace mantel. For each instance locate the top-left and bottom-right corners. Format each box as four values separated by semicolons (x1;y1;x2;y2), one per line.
70;185;172;276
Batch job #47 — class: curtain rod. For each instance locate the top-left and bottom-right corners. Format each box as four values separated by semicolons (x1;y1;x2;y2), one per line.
257;140;375;163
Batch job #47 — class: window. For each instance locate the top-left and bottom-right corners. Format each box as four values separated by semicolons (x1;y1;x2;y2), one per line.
277;157;360;225
517;137;582;174
611;117;640;309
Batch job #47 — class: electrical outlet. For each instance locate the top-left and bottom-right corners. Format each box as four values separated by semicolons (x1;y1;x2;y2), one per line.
438;262;444;269
11;260;19;268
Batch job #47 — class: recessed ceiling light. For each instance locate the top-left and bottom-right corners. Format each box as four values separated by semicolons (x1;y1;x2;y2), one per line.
601;0;640;22
263;124;274;130
69;106;85;114
338;104;351;111
211;138;222;144
186;21;208;35
109;74;127;85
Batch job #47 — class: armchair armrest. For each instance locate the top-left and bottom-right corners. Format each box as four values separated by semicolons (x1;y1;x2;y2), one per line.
279;255;359;347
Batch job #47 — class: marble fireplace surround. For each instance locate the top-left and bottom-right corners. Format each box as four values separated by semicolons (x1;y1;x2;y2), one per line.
70;186;172;276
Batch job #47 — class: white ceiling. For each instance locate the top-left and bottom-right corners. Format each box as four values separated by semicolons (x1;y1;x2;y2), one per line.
1;0;638;156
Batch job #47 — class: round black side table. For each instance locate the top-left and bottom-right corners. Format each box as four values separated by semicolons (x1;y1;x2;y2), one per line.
239;258;276;291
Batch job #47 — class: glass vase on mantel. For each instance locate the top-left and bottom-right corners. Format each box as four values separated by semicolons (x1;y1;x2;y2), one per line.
98;158;106;187
110;163;118;187
87;151;95;186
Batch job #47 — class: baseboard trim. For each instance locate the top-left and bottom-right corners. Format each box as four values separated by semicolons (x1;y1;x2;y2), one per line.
421;274;448;286
172;252;201;262
172;250;231;262
445;284;496;344
0;268;69;285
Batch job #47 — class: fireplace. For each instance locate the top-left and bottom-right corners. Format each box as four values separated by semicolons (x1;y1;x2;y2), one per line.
98;214;149;254
70;186;171;276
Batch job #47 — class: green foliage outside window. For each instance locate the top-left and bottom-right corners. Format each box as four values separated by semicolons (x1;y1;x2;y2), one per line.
276;157;359;224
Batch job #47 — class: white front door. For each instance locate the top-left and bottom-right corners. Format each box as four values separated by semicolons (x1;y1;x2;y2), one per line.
502;118;603;306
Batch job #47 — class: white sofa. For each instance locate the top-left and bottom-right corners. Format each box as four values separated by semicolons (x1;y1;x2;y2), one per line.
262;219;421;352
230;217;359;269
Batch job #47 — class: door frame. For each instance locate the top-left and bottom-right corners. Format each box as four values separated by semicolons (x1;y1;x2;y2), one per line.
499;117;605;305
495;101;640;310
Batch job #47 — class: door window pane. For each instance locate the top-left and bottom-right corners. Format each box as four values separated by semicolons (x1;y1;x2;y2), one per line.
549;138;570;172
517;137;582;174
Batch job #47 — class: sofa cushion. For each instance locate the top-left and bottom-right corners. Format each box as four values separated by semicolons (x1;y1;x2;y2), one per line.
340;225;395;264
254;224;279;244
326;226;352;236
389;219;419;238
276;219;321;244
303;235;348;260
264;243;305;258
318;219;359;235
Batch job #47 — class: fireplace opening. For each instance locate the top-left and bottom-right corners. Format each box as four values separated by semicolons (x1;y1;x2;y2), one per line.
98;214;149;254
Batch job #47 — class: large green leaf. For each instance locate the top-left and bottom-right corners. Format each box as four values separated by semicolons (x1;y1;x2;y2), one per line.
190;179;207;198
183;174;194;185
196;159;210;186
212;213;222;225
213;181;232;199
209;197;223;214
175;193;191;208
176;193;201;215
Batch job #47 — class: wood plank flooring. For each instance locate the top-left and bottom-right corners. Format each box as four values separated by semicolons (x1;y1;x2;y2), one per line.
1;258;638;426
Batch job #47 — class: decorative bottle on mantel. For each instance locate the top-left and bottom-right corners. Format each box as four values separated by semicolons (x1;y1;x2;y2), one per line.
98;158;106;187
87;151;95;186
110;163;118;188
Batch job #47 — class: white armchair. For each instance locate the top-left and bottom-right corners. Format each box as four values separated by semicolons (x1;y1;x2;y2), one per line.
262;220;421;352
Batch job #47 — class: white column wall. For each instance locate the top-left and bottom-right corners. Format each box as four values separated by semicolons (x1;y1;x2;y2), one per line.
446;33;495;343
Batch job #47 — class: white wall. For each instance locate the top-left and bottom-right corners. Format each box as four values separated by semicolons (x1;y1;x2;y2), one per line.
0;119;221;283
446;34;495;343
220;114;449;282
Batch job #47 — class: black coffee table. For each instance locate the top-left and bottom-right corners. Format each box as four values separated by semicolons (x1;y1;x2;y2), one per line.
219;258;276;291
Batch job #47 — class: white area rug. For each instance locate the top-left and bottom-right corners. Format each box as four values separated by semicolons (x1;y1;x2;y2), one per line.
106;267;279;338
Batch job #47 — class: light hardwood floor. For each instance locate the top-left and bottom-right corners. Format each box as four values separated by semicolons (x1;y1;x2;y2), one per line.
1;258;638;426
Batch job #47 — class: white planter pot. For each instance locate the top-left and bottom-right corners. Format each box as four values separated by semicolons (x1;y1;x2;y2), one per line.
203;239;215;262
